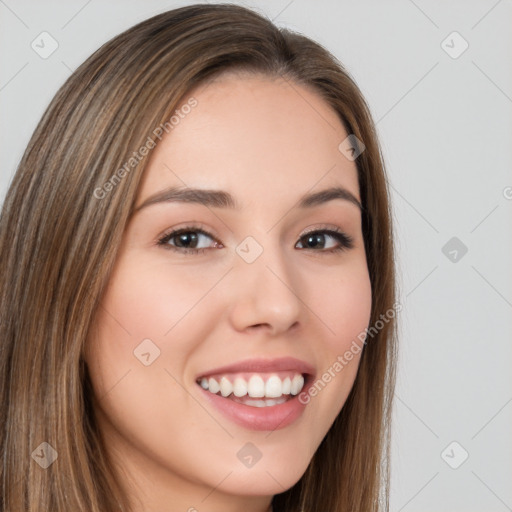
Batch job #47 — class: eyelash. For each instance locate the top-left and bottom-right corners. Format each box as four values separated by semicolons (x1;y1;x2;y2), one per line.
156;224;354;255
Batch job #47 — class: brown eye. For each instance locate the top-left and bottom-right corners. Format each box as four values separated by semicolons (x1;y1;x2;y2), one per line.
172;231;201;249
296;230;354;252
157;227;221;254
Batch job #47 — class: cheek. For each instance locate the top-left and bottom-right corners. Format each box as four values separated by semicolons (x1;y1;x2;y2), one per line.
83;261;223;476
84;256;228;398
315;264;372;350
301;262;372;417
91;256;226;353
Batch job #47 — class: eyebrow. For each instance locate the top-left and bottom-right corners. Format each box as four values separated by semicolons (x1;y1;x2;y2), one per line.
132;185;363;214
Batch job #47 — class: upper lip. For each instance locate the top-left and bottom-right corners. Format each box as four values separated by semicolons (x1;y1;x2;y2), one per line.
196;357;316;380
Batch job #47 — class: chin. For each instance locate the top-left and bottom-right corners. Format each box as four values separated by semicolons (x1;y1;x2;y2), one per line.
224;469;304;496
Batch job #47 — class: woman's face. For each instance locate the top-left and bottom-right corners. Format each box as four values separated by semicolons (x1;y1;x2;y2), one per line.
85;73;372;511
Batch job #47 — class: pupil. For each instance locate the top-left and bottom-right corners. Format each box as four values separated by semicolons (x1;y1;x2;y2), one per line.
177;232;197;248
306;234;324;248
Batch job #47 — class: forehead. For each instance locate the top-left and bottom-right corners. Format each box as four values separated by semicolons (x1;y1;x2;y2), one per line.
137;73;360;210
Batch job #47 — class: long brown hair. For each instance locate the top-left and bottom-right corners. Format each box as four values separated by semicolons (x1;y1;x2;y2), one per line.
0;4;398;511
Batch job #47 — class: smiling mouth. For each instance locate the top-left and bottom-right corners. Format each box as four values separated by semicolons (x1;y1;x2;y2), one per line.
196;371;306;408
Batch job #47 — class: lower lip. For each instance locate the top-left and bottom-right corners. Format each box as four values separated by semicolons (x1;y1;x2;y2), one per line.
197;385;309;431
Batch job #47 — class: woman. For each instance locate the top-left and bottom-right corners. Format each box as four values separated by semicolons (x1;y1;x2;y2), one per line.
0;4;398;511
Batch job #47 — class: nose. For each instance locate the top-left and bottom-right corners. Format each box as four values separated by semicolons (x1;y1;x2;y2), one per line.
227;241;303;336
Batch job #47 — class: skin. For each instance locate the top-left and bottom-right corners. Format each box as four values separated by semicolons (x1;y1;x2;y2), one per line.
85;72;372;512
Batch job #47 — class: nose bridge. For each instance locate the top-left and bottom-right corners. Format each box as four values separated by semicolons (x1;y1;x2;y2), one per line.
228;234;303;334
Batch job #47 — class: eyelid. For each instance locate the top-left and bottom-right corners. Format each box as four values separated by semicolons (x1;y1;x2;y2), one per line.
300;224;344;237
299;222;353;240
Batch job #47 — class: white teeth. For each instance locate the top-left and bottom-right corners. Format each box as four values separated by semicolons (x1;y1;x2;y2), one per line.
265;375;282;398
231;396;288;407
262;397;286;406
219;376;233;397
233;377;247;397
199;372;306;399
282;377;291;395
208;377;220;394
245;400;267;408
290;374;304;395
247;375;265;398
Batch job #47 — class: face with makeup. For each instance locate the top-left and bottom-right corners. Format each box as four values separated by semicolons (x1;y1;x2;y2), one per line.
85;72;372;512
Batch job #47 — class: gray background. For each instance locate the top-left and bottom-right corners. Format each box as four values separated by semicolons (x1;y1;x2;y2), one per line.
1;1;511;510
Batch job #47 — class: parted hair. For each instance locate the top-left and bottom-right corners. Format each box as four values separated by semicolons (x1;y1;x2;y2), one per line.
0;4;397;511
